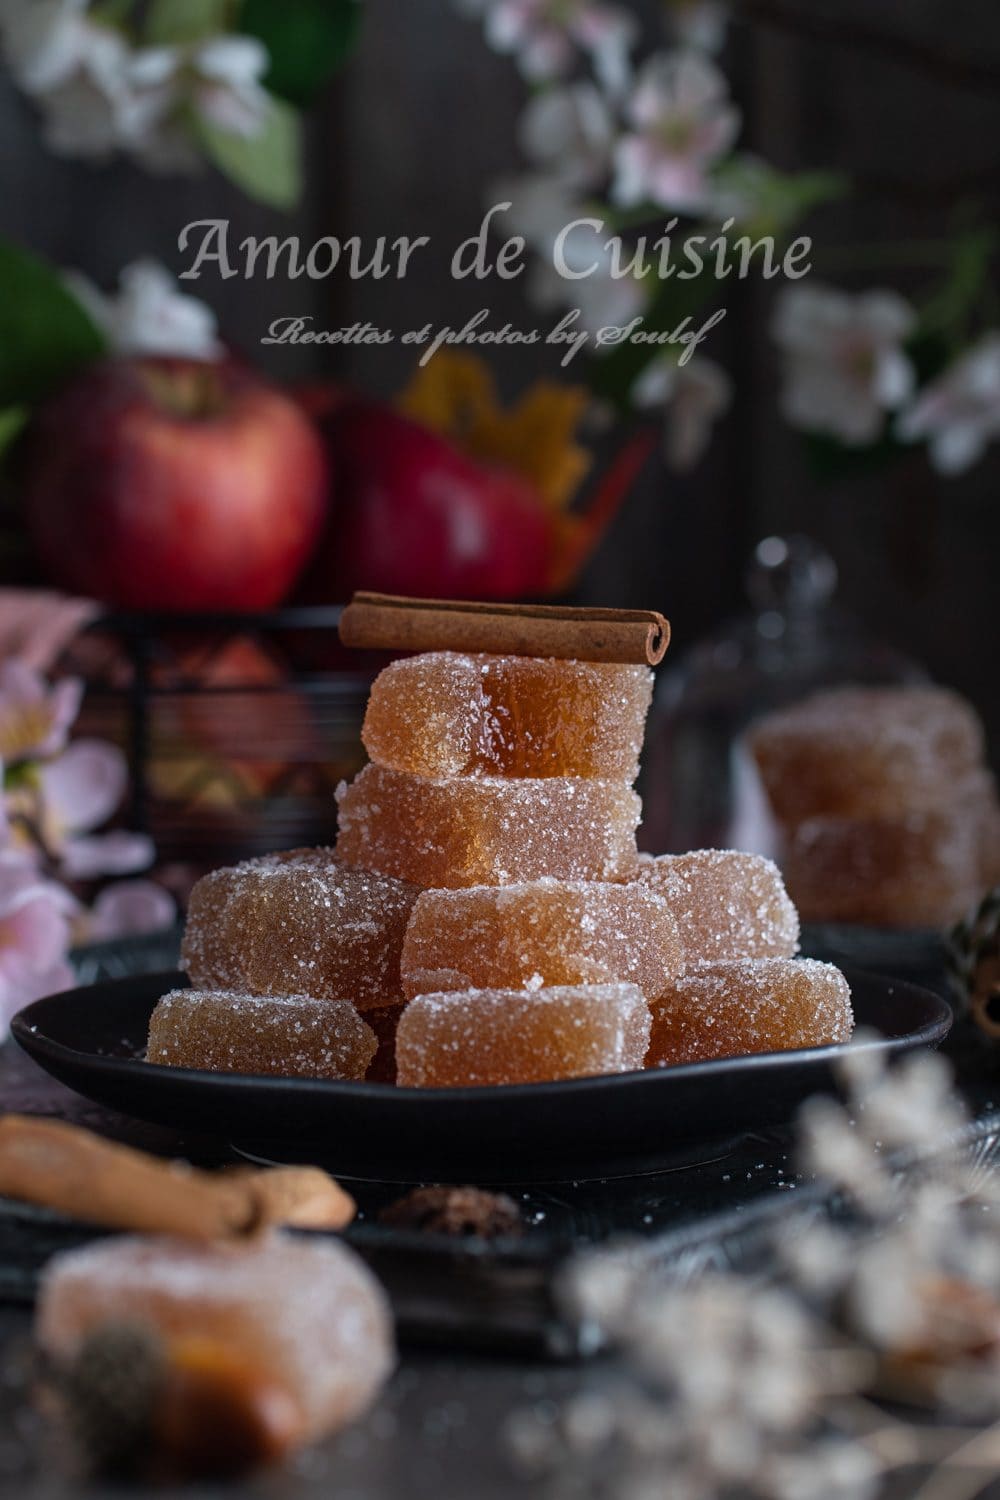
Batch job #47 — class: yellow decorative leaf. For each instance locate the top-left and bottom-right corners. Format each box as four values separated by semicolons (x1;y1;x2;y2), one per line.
397;351;592;513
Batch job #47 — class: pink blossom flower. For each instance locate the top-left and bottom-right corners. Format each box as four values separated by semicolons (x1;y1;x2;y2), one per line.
896;332;1000;475
38;740;154;880
772;283;917;445
0;661;82;764
612;51;740;211
467;0;637;92
0;589;97;673
88;880;177;941
0;853;76;1033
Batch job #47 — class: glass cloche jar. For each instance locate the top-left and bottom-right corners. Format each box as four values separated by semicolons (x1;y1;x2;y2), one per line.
640;535;923;855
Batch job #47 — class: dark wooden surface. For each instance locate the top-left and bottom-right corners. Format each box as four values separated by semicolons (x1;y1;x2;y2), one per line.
1;917;999;1496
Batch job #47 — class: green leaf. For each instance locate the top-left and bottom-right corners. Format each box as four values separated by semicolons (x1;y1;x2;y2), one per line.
144;0;233;45
240;0;363;105
711;158;848;240
91;0;136;27
0;406;27;461
0;241;106;408
194;93;303;209
590;266;720;412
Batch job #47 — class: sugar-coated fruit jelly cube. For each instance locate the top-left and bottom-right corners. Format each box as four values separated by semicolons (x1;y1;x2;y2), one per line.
362;652;653;780
395;983;651;1088
146;990;377;1080
181;849;419;1011
336;766;640;889
748;685;984;823
632;850;800;965
646;957;853;1068
36;1233;394;1442
781;788;990;928
401;879;683;1001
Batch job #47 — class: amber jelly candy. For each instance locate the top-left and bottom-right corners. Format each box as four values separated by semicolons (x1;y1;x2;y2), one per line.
36;1233;394;1443
395;983;651;1088
401;879;683;1000
646;957;853;1068
146;991;377;1080
362;652;653;780
181;849;419;1011
748;686;984;823
633;849;799;965
336;765;641;889
781;789;989;928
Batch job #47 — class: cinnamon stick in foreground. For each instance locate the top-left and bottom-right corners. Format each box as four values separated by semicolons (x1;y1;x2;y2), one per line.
0;1116;355;1239
339;593;671;665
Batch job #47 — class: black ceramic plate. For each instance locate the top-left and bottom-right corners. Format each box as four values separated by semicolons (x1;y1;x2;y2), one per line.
12;969;952;1183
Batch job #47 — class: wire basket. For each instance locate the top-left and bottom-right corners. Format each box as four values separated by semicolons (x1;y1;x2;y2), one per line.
61;605;370;871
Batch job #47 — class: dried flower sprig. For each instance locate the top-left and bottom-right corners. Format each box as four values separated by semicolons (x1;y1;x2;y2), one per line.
509;1047;1000;1500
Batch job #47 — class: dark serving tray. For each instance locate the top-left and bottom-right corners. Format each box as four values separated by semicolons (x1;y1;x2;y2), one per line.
11;968;951;1183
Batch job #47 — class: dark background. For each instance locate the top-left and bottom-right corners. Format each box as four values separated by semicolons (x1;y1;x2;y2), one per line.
2;0;998;744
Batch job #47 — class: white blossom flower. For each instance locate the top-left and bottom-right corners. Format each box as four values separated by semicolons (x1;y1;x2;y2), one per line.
529;219;651;332
517;81;616;188
612;51;740;212
772;283;917;445
896;332;1000;475
37;26;167;161
0;3;270;170
65;259;222;361
189;34;270;139
466;0;637;93
493;173;652;329
490;172;582;248
663;0;730;54
0;0;93;94
631;354;732;469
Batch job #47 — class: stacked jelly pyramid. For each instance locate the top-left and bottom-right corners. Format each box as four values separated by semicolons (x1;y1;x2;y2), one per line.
155;650;853;1086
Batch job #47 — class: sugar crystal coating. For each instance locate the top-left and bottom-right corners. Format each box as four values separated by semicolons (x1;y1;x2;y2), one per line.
632;849;799;965
181;849;419;1010
748;686;984;822
146;990;377;1079
396;983;651;1087
646;957;853;1068
362;652;653;780
336;765;640;889
36;1233;394;1441
781;787;989;928
401;879;683;1000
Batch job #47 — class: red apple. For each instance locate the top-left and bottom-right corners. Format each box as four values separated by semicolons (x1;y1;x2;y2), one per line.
300;394;555;601
23;357;329;611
